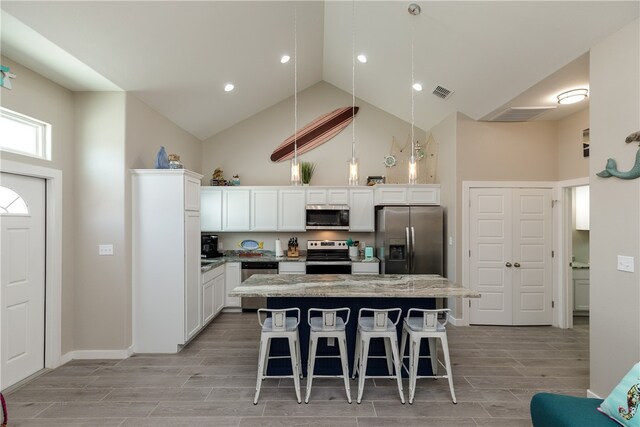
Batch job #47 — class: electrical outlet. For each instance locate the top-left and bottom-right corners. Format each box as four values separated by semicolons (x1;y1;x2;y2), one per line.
617;255;634;273
99;244;114;256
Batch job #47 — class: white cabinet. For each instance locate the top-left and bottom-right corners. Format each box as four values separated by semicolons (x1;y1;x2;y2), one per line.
132;169;203;353
201;187;223;231
279;262;306;274
223;189;251;231
306;188;348;205
374;185;440;206
225;262;242;307
279;189;306;231
202;265;225;325
573;268;590;311
352;262;379;275
251;189;278;231
349;188;374;231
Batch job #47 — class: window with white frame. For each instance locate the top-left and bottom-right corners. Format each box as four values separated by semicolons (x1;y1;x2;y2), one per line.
0;107;51;160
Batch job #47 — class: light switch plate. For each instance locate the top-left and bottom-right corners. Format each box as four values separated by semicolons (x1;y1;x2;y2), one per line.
617;255;634;273
99;244;114;256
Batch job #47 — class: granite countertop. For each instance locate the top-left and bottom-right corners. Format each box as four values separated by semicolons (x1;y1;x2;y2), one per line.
229;274;481;298
201;251;379;272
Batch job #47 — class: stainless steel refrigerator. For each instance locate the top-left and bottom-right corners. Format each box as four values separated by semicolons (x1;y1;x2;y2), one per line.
375;206;443;275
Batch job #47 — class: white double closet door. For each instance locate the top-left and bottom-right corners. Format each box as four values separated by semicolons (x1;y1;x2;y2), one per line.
0;172;46;390
469;188;553;326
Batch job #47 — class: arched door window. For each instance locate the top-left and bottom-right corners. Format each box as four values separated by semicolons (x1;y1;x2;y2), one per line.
0;186;29;214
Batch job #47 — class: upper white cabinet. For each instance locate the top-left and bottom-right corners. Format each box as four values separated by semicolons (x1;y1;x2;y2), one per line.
223;188;251;231
306;188;349;205
349;188;375;231
279;189;306;231
132;169;203;353
374;184;440;206
251;189;278;231
201;187;223;231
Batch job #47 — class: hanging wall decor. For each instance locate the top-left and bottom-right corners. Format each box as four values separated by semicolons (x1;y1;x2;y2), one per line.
270;106;359;162
0;65;16;89
596;130;640;180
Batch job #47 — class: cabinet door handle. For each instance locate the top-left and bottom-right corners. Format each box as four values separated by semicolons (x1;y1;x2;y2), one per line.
505;262;512;267
514;262;521;268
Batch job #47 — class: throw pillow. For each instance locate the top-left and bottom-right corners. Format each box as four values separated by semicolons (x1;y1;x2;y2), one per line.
598;362;640;426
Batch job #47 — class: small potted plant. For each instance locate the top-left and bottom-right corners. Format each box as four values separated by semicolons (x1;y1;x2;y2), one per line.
300;161;316;185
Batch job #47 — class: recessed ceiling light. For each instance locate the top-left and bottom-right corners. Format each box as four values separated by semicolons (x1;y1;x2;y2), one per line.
557;88;588;105
281;55;290;64
412;83;423;91
357;54;367;63
224;83;235;92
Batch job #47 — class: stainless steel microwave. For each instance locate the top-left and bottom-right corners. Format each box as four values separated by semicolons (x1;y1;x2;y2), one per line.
305;205;350;230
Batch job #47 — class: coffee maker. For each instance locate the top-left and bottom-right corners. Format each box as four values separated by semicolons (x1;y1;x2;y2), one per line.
201;233;222;258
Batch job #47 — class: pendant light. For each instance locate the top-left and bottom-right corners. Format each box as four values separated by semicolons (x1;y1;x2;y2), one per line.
348;0;359;186
408;3;420;185
291;6;301;186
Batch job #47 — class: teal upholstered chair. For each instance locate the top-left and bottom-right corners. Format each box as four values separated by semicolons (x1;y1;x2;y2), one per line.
530;393;618;426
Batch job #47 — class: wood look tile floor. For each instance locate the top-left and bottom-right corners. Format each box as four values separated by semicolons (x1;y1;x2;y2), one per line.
7;314;589;427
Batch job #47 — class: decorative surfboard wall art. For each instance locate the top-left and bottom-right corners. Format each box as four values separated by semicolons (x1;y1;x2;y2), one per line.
596;131;640;180
270;106;359;162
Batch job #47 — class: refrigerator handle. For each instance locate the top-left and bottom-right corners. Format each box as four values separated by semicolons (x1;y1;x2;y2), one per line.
411;226;416;274
405;226;411;272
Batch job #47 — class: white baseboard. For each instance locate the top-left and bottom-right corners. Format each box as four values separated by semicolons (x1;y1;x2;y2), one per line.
61;346;133;362
587;389;602;399
449;316;467;326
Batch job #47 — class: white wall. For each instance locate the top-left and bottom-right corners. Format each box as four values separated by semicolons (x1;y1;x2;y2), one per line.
557;108;590;181
588;18;640;397
202;81;426;186
0;56;76;353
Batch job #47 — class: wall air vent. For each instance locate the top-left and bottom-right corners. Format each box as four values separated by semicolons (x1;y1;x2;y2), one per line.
488;106;556;122
432;85;453;100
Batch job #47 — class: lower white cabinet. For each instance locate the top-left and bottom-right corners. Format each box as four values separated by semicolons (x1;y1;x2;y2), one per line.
351;262;379;275
225;262;242;307
573;268;590;311
202;265;225;325
279;262;306;274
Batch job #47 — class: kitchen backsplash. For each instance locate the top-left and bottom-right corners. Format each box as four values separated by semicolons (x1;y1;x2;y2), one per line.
216;231;375;252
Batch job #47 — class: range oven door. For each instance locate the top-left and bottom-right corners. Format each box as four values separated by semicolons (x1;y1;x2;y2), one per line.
305;262;352;274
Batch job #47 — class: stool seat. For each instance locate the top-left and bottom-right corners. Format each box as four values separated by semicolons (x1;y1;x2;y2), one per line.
305;307;352;404
400;308;456;404
352;308;405;404
254;308;302;405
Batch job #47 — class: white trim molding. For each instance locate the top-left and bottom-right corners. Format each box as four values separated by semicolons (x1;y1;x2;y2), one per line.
63;346;133;361
586;389;602;399
0;159;63;370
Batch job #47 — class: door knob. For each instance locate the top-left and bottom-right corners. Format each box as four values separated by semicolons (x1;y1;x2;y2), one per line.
514;262;521;268
505;262;512;267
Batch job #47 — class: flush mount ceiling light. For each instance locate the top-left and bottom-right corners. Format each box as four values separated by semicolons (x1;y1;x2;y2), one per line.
557;88;588;105
280;55;290;64
224;83;234;92
412;83;423;91
357;54;367;63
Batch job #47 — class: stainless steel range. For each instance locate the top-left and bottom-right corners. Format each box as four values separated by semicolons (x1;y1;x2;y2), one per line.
305;240;352;274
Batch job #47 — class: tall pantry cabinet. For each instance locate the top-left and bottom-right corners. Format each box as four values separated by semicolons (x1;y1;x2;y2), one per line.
132;169;203;353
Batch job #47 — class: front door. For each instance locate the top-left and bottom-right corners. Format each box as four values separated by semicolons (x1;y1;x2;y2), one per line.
0;172;46;390
469;187;553;325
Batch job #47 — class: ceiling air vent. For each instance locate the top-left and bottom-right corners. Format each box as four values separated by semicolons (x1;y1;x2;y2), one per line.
488;106;556;122
432;85;453;100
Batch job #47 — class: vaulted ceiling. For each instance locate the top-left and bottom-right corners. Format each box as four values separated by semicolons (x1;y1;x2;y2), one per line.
1;1;638;140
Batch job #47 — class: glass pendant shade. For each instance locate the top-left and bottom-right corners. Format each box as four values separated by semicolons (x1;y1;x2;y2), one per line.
408;155;418;184
348;156;359;186
290;157;301;186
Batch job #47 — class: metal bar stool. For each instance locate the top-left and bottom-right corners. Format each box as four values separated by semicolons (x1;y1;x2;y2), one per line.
352;308;405;404
400;308;456;404
305;307;352;403
254;308;302;404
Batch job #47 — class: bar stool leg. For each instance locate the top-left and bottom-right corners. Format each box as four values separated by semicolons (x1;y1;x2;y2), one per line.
409;335;420;404
440;335;456;404
400;325;409;373
391;335;405;404
428;337;438;377
352;329;361;379
356;337;370;404
263;339;271;376
254;336;269;405
383;337;394;375
288;336;302;404
305;335;318;403
296;330;303;379
337;334;352;403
